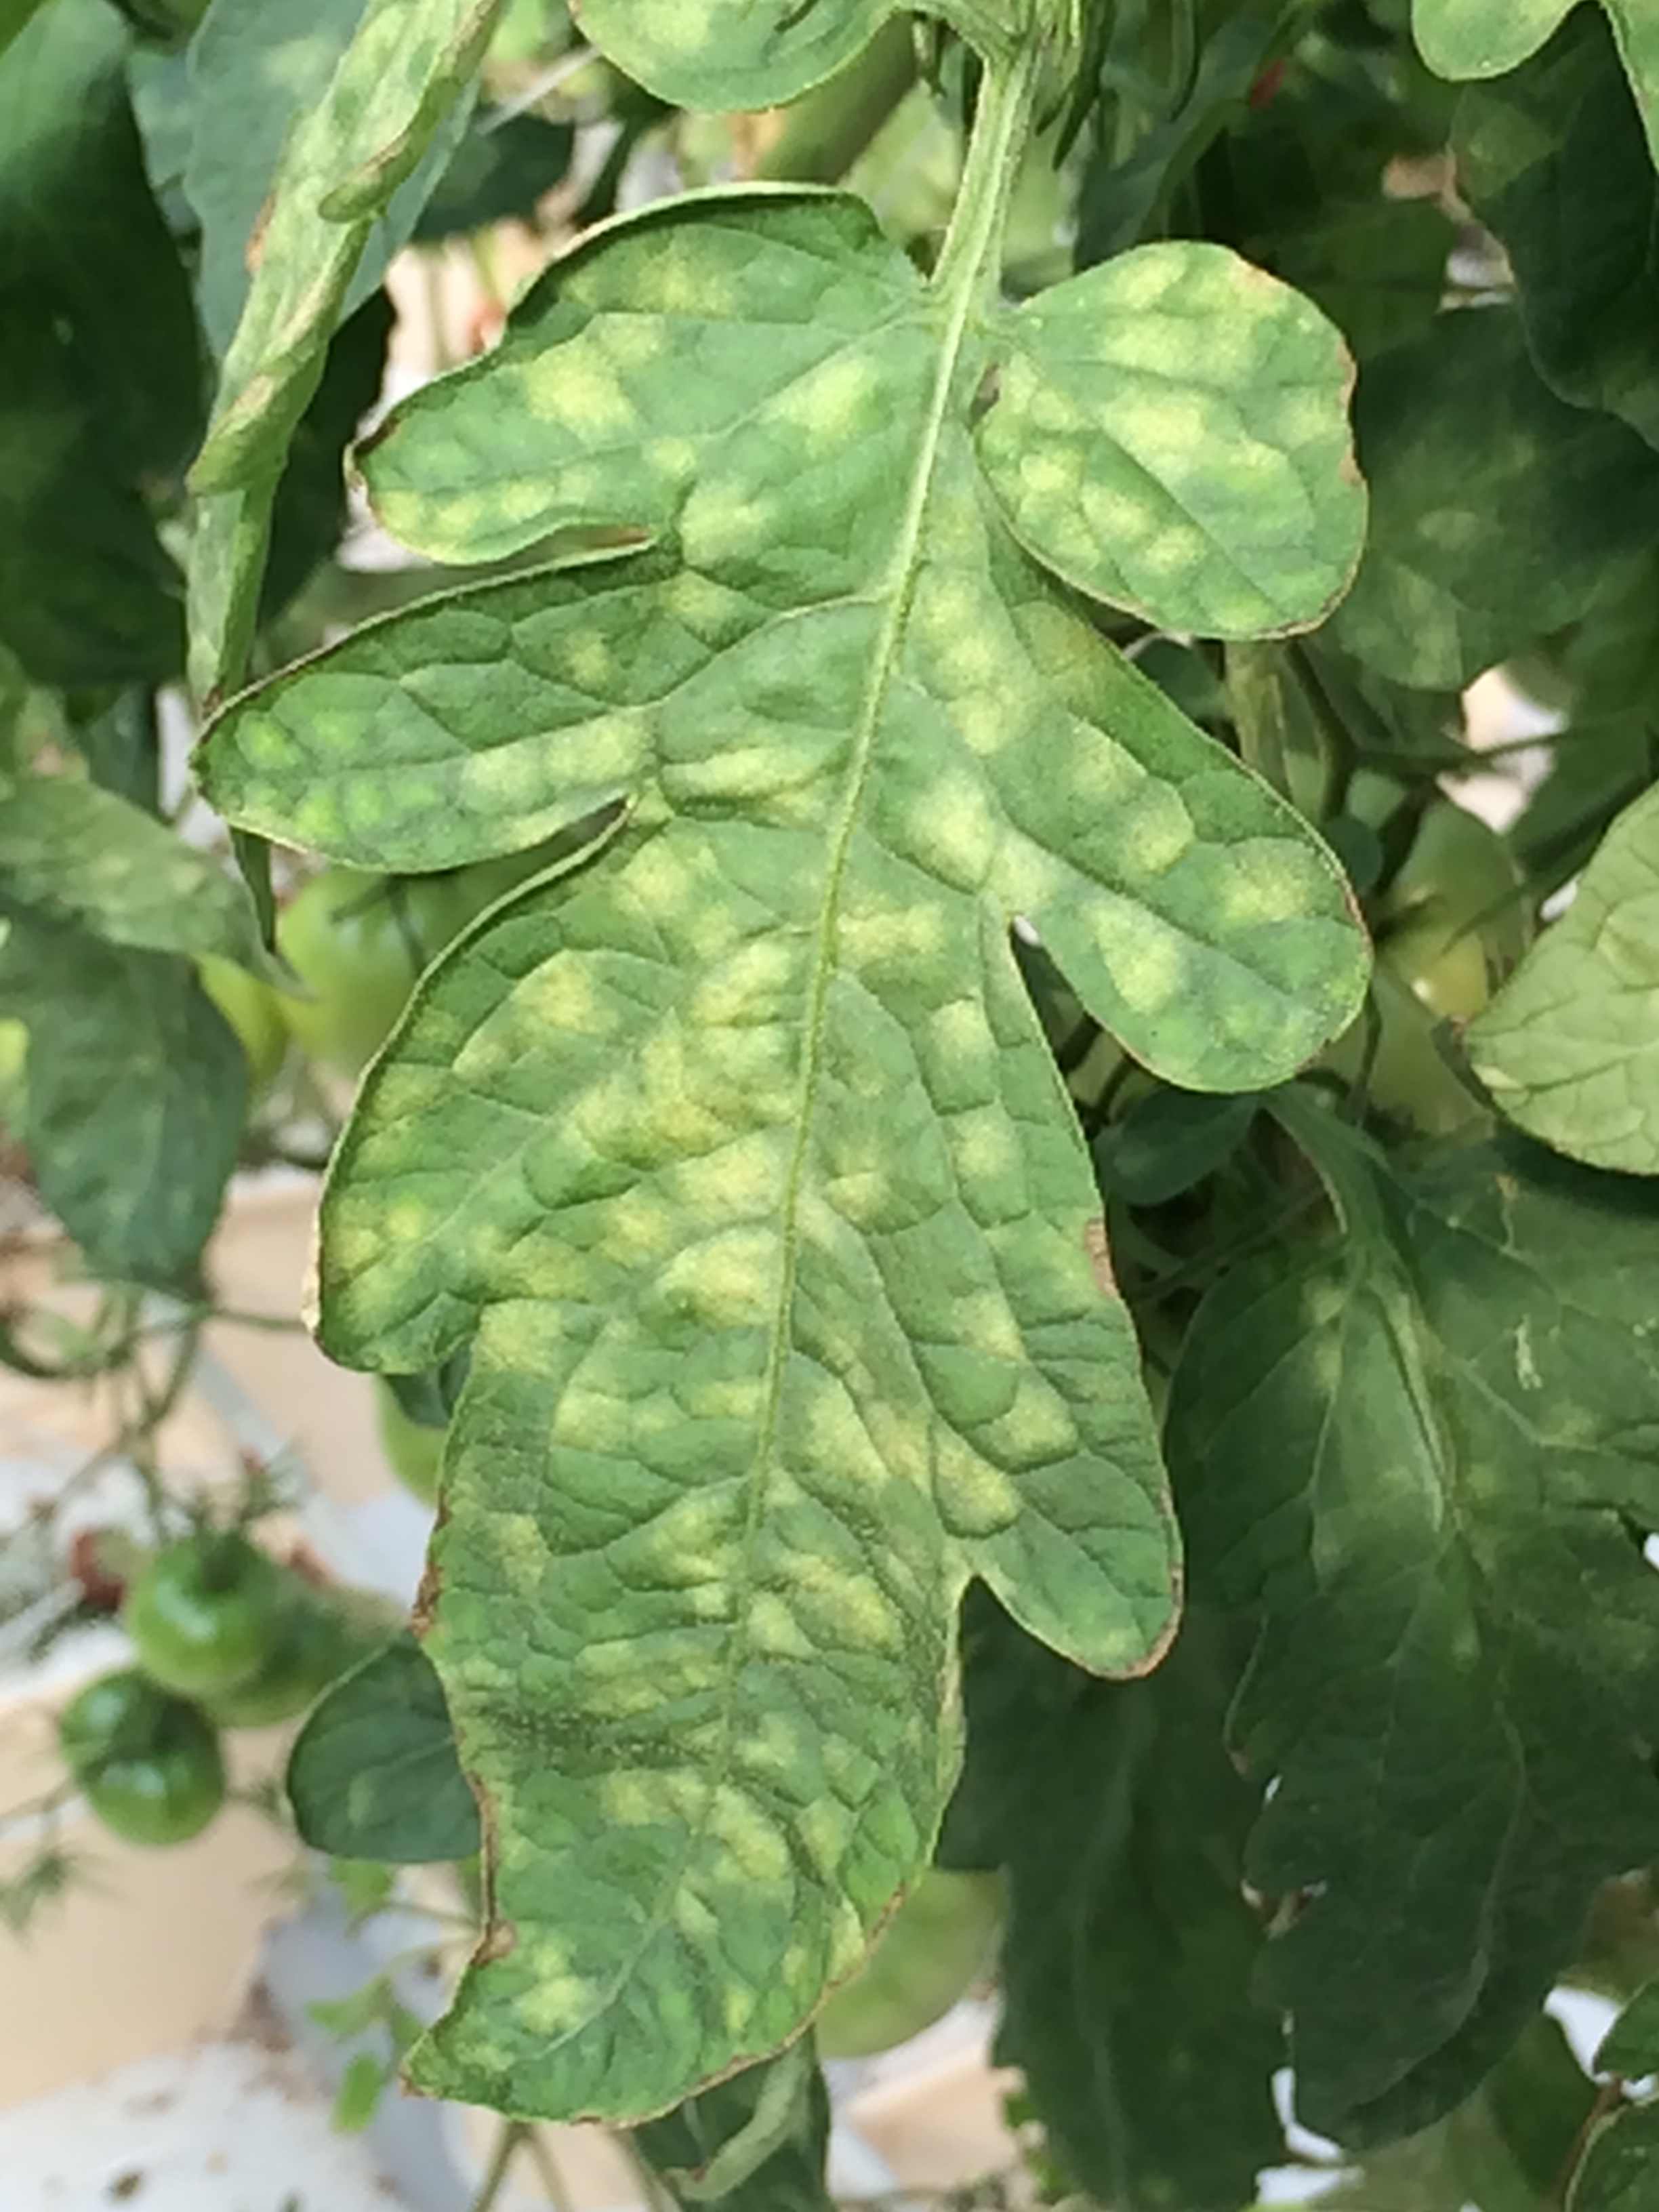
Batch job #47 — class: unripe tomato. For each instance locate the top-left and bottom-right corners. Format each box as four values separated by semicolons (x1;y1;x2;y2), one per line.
197;956;288;1090
1376;801;1530;1017
58;1668;225;1847
816;1870;1004;2059
275;868;461;1078
1320;962;1487;1139
375;1378;445;1507
123;1532;287;1699
203;1574;403;1729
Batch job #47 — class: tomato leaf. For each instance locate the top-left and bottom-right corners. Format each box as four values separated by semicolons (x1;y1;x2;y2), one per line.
1595;1978;1659;2076
182;0;478;357
0;922;245;1286
632;2045;832;2211
0;0;201;687
1569;2105;1659;2212
1469;783;1659;1174
1168;1116;1659;2144
983;1605;1286;2212
0;773;272;973
286;1635;481;1864
1330;309;1659;691
1294;2016;1596;2211
1414;1;1659;172
1455;9;1659;455
184;0;499;702
979;241;1365;637
573;0;901;110
203;51;1368;2118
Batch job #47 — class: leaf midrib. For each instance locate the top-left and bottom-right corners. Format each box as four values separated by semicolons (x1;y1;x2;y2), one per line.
518;47;1043;2076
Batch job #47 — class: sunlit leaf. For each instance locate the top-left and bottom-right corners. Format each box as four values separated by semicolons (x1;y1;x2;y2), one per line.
203;62;1368;2121
1469;783;1659;1174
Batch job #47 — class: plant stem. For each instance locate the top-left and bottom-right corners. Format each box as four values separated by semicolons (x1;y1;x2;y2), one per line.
471;2119;530;2212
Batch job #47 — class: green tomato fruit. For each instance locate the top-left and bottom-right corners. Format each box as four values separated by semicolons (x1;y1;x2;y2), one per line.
1378;800;1530;996
58;1668;226;1847
1321;963;1487;1139
123;1532;287;1700
816;1870;1004;2059
375;1378;445;1507
203;1573;402;1728
276;868;460;1078
197;956;288;1091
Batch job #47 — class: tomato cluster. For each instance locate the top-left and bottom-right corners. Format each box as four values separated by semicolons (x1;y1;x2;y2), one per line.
57;1530;396;1849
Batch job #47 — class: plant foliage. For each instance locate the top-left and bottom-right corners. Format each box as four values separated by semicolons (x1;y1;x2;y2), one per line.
8;0;1659;2201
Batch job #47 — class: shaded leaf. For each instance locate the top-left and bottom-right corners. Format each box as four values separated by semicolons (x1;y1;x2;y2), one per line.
411;110;573;241
0;919;244;1285
987;1606;1286;2212
1168;1113;1659;2145
632;2046;834;2212
1414;1;1659;173
286;1635;482;1864
0;773;270;970
1456;9;1659;454
1330;309;1659;690
203;125;1366;2124
1570;2104;1659;2212
1469;783;1659;1174
1299;2014;1596;2211
1094;1087;1261;1206
262;291;398;625
0;0;201;686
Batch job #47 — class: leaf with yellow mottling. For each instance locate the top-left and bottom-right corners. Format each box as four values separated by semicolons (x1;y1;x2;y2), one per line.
199;45;1366;2127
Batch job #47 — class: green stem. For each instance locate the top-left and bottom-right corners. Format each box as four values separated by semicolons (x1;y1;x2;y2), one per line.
928;27;1047;305
471;2120;529;2212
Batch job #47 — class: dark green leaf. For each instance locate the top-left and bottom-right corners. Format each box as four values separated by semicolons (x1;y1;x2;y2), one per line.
1569;2103;1659;2212
261;291;398;626
990;1608;1285;2212
286;1634;482;1864
1456;9;1659;453
1330;309;1659;690
0;919;243;1285
1094;1088;1261;1206
1168;1118;1659;2145
632;2047;834;2212
1301;2013;1596;2210
1414;1;1659;173
0;0;201;685
411;110;573;242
